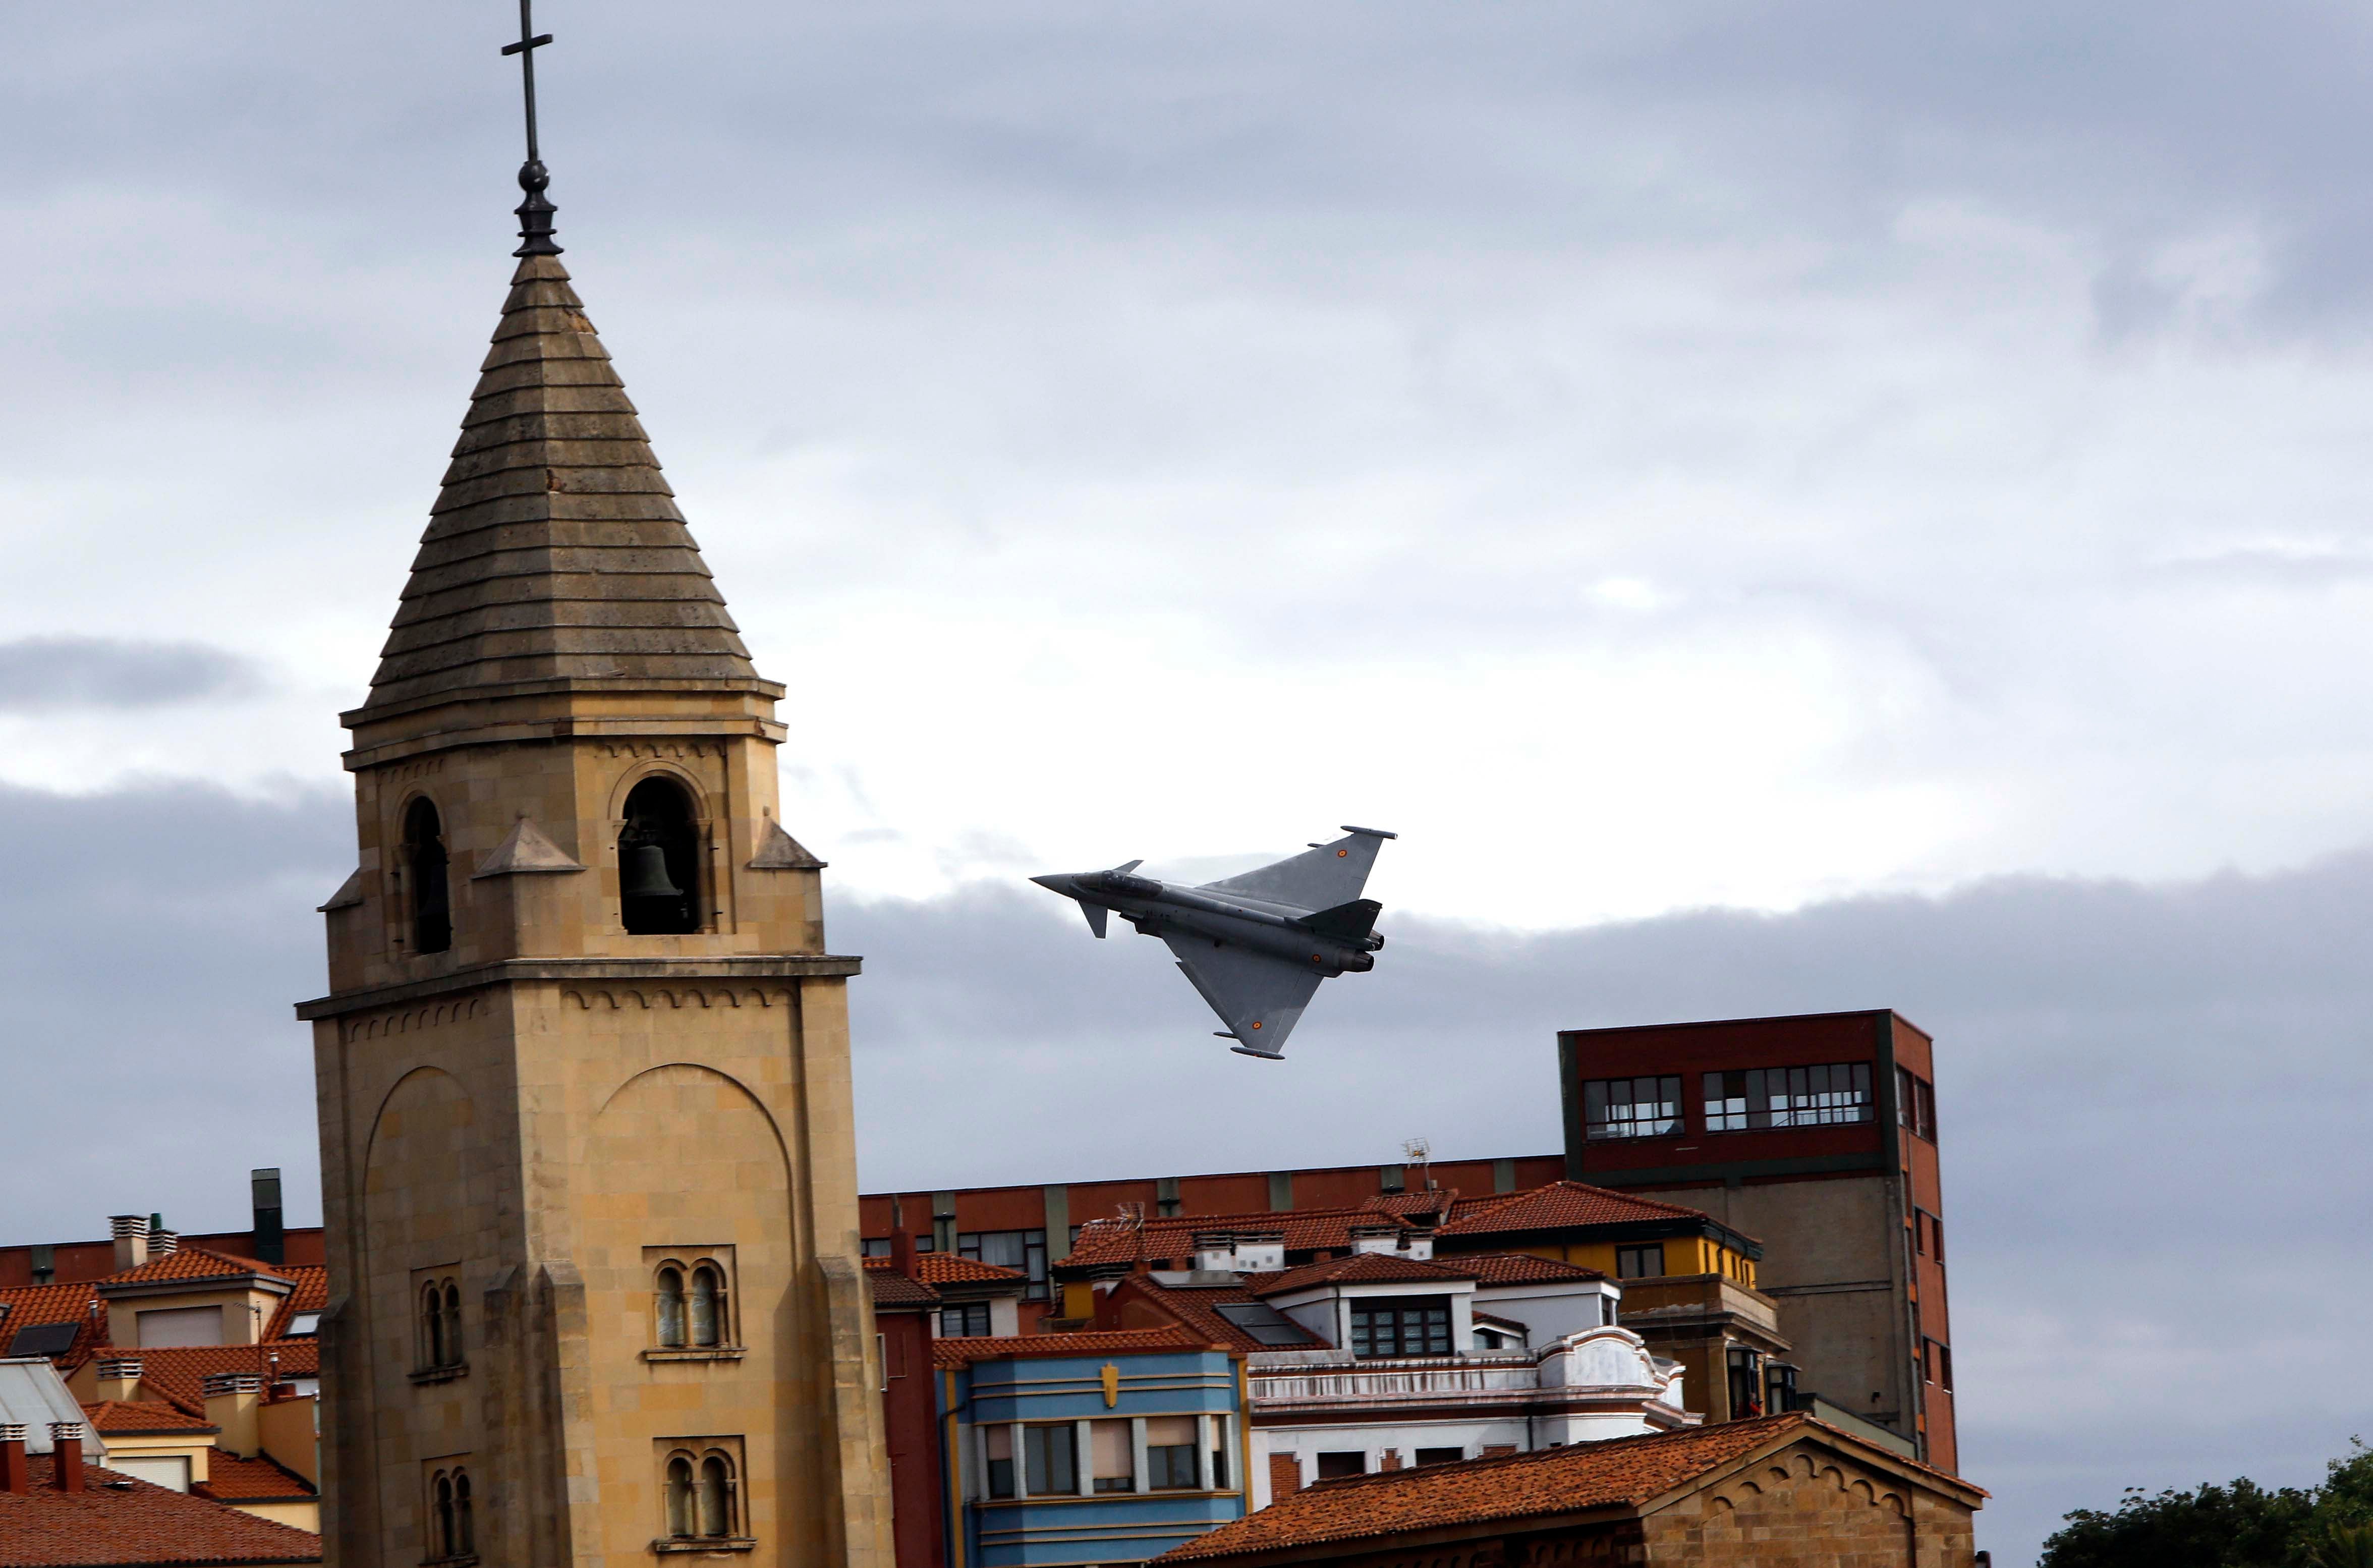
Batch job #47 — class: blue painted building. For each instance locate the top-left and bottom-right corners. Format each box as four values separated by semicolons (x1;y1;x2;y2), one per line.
937;1328;1247;1566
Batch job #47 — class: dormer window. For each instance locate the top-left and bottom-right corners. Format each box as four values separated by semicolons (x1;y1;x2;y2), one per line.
1348;1296;1450;1358
619;778;701;935
404;799;453;954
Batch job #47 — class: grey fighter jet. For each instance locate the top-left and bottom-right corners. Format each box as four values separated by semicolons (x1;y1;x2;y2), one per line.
1031;826;1395;1059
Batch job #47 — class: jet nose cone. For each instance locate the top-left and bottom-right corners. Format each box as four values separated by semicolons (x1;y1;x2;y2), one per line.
1029;873;1069;894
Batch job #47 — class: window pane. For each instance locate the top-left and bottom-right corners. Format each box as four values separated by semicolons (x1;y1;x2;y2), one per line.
1582;1076;1682;1140
690;1267;720;1347
666;1458;693;1536
1025;1424;1077;1494
657;1269;686;1348
698;1458;728;1536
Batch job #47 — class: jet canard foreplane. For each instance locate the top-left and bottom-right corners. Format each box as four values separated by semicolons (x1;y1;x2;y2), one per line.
1031;826;1395;1059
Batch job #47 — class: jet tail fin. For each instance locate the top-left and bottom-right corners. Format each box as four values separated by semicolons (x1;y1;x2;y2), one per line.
1301;898;1382;942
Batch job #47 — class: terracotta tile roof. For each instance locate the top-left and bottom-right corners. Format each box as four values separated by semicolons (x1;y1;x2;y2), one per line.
1254;1253;1472;1297
1432;1182;1722;1240
1470;1310;1528;1332
194;1449;317;1503
1444;1252;1608;1284
1158;1416;1819;1560
1362;1189;1462;1218
1061;1208;1413;1270
1116;1280;1326;1353
82;1401;217;1436
931;1326;1220;1370
263;1268;330;1338
90;1344;320;1418
912;1254;1029;1286
0;1455;322;1565
861;1259;939;1309
99;1248;291;1291
0;1281;105;1365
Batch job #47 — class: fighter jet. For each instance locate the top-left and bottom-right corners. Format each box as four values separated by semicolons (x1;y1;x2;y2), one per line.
1031;826;1395;1059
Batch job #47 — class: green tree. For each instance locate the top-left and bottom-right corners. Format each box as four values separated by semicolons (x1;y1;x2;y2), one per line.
2039;1441;2373;1568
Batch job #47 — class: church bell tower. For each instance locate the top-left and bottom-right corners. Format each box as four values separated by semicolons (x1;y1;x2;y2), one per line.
300;23;895;1564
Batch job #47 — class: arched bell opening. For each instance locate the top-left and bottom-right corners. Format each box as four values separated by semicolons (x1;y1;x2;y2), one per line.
404;798;453;955
619;776;702;935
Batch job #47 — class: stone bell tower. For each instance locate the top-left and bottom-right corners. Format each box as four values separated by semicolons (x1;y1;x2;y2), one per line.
298;161;894;1562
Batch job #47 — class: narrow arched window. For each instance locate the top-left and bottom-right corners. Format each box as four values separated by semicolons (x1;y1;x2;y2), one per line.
433;1472;457;1558
690;1264;722;1348
441;1281;464;1365
422;1282;446;1368
697;1454;732;1537
618;777;701;935
656;1266;687;1347
454;1471;474;1555
665;1456;695;1537
405;798;453;954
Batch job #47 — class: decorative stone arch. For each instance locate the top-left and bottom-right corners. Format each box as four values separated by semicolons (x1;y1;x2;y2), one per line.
605;761;717;935
392;790;455;956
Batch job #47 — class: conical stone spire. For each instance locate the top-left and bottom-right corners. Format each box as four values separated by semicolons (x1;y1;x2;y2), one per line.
360;255;761;715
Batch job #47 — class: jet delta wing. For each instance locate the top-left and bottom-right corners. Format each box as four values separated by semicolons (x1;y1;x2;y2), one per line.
1030;826;1396;1060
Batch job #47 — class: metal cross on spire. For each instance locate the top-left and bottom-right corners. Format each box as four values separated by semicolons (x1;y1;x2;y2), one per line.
502;0;561;257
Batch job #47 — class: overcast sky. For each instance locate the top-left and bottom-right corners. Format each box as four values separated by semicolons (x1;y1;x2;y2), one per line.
7;2;2373;1560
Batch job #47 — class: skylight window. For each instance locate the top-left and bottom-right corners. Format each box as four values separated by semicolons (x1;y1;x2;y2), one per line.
1214;1302;1307;1346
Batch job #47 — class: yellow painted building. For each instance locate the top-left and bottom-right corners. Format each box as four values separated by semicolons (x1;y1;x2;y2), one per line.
298;241;893;1565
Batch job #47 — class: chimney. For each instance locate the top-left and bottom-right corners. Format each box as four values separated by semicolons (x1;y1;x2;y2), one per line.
150;1229;179;1258
889;1202;915;1277
251;1168;285;1267
94;1358;143;1403
49;1422;84;1492
203;1374;263;1458
0;1424;26;1495
109;1215;149;1273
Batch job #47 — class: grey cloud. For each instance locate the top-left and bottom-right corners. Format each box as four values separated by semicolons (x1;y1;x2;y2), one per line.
0;637;261;712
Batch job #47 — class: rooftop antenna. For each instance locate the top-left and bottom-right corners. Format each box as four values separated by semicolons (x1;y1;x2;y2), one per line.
501;0;562;257
1402;1136;1433;1192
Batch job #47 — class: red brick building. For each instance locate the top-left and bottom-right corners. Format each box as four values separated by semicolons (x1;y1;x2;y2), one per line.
1558;1010;1955;1469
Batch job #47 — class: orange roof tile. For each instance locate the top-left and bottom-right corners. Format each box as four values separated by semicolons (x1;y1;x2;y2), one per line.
912;1254;1029;1286
1111;1279;1326;1353
88;1343;320;1418
1061;1208;1413;1270
1254;1253;1471;1296
98;1248;291;1291
0;1455;322;1565
1362;1189;1462;1218
0;1281;105;1365
861;1258;939;1309
1155;1416;1857;1560
194;1449;317;1503
1432;1182;1723;1240
82;1402;217;1436
931;1326;1220;1370
1444;1252;1608;1284
264;1268;329;1338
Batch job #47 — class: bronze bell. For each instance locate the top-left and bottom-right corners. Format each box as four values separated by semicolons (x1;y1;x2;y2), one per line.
622;843;683;900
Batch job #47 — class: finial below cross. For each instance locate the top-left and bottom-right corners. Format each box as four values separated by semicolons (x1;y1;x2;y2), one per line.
502;0;561;257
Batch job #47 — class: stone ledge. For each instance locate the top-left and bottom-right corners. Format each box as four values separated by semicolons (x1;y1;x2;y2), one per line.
649;1538;755;1555
296;955;862;1021
408;1364;469;1387
640;1348;747;1364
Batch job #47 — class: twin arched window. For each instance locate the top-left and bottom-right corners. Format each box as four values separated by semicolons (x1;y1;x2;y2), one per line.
619;777;701;935
664;1450;738;1540
404;798;453;955
655;1261;728;1349
421;1278;463;1369
429;1466;475;1560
